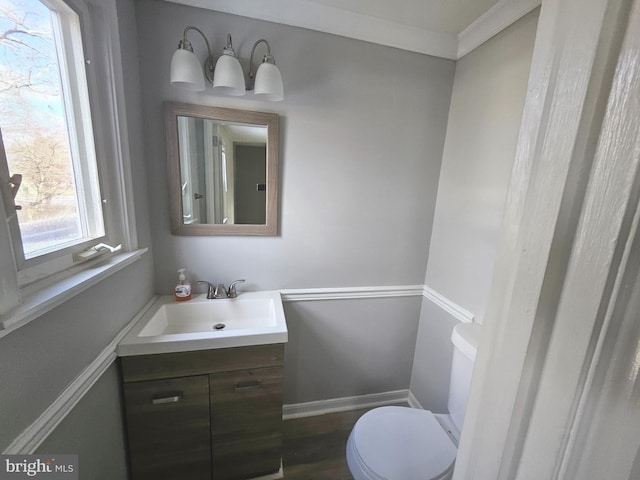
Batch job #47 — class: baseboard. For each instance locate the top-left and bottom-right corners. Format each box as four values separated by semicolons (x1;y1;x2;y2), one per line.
3;296;157;454
250;462;283;480
407;390;425;410
283;389;410;420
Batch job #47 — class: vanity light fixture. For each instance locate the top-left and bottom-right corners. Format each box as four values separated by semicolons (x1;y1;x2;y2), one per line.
213;34;245;96
249;39;284;102
170;26;284;101
169;26;210;91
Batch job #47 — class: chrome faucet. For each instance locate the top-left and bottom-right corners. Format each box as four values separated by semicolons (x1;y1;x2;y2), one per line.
214;283;227;298
227;279;245;298
196;281;216;299
197;279;245;299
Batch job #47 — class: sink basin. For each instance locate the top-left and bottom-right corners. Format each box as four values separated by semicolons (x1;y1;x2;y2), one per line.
117;291;287;356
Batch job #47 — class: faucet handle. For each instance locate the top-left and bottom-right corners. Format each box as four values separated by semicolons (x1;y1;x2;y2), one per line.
214;283;227;298
227;279;245;298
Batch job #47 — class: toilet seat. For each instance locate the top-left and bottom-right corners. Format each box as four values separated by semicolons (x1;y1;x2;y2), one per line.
347;406;457;480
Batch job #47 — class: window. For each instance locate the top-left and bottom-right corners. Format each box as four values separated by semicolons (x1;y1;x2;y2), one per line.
0;0;124;286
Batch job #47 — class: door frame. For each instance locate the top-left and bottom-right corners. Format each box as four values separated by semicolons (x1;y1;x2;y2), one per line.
454;0;640;478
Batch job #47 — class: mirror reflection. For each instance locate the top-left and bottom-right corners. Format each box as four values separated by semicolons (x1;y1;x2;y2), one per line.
165;102;279;236
178;117;267;225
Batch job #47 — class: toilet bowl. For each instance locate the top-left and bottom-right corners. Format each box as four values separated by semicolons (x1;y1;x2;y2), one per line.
346;406;456;480
346;322;481;480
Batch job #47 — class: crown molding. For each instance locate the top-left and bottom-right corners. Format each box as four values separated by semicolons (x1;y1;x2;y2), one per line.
164;0;458;59
164;0;541;60
457;0;541;58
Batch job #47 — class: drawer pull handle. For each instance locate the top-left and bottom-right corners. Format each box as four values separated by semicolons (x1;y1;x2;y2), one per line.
235;380;262;391
151;394;182;404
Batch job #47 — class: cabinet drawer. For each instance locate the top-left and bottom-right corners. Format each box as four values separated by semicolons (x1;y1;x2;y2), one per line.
123;375;211;480
120;344;284;382
210;367;283;479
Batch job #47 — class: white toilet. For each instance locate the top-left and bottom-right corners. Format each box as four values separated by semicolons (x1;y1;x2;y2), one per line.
346;322;481;480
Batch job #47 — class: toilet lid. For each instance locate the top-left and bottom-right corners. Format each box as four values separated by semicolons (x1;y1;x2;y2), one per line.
352;407;457;480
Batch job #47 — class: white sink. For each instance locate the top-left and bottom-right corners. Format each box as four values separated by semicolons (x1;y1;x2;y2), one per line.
117;291;287;356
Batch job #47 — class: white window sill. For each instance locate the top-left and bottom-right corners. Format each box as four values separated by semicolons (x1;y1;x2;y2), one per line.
0;248;148;339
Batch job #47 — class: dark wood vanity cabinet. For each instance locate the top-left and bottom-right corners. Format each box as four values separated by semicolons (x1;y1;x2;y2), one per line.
120;344;284;480
122;375;212;480
210;367;283;478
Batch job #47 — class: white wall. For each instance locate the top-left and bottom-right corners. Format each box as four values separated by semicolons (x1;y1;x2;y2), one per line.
411;9;540;411
135;0;455;403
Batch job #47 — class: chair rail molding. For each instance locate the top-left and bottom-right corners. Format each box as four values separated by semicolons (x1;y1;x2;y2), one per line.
422;285;474;324
3;296;157;454
280;284;475;326
5;282;474;453
280;285;424;302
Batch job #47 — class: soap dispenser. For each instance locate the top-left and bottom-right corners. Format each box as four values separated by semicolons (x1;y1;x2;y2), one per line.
174;268;192;302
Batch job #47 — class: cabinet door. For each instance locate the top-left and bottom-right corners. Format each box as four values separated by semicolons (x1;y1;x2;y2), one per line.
210;367;283;479
123;375;211;480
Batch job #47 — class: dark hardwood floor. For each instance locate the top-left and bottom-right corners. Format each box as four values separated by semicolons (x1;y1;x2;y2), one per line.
281;406;398;480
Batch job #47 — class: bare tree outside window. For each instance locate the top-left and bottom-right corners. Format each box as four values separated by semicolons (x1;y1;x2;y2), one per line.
0;0;82;257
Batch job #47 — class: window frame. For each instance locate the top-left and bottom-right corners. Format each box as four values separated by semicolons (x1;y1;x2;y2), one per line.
4;0;108;283
0;0;139;311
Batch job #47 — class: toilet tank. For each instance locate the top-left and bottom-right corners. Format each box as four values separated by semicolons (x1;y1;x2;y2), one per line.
447;322;482;433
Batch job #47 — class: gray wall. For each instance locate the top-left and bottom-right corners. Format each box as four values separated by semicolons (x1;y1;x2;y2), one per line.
1;3;541;475
411;10;540;411
411;298;461;411
0;0;153;476
36;365;129;480
135;0;454;292
0;261;152;452
135;1;455;403
425;9;539;325
284;297;421;404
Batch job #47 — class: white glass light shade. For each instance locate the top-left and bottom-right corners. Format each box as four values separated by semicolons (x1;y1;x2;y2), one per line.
170;48;205;91
213;54;246;96
254;62;284;101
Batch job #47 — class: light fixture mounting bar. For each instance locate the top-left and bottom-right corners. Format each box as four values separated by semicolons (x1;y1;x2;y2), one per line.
248;39;275;90
182;26;215;84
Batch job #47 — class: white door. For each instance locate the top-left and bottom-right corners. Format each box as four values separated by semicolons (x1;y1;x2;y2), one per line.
455;0;640;478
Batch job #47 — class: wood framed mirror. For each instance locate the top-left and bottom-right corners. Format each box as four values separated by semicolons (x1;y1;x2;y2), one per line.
165;102;279;235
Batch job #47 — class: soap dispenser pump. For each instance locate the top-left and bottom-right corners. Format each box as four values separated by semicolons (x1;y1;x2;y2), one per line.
174;268;192;302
